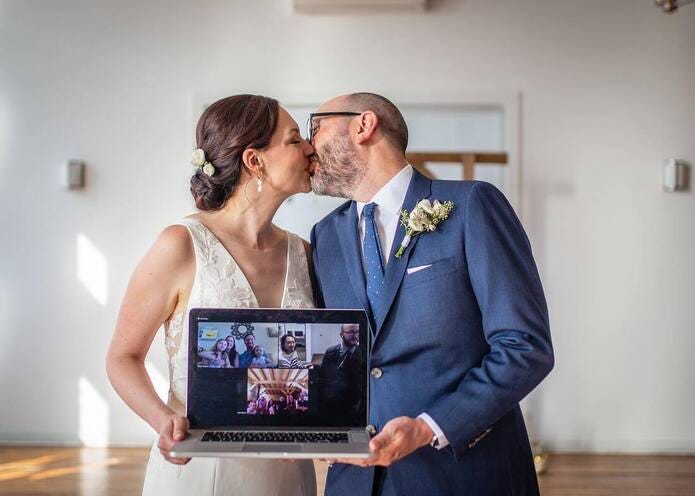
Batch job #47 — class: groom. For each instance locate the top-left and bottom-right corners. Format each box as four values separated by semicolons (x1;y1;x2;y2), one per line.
309;93;554;496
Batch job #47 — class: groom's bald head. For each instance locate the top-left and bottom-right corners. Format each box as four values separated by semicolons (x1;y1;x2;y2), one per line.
318;93;408;153
310;92;409;200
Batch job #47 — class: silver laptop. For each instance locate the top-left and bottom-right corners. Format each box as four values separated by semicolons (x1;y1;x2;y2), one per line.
171;308;372;459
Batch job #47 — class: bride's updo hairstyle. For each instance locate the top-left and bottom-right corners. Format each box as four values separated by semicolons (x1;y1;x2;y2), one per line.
190;94;279;211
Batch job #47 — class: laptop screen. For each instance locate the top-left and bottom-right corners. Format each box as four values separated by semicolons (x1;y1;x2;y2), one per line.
187;308;369;429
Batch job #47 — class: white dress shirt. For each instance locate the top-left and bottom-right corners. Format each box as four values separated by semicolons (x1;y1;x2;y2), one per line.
356;164;450;449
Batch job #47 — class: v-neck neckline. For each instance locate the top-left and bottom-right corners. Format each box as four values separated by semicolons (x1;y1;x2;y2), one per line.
193;219;291;309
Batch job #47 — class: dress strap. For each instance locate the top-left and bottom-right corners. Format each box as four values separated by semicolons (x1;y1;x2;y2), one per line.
176;218;220;267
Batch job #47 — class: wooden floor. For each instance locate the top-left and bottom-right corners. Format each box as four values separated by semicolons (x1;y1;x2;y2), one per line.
0;447;694;495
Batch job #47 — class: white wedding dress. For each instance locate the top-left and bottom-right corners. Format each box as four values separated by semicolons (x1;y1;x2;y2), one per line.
142;218;317;496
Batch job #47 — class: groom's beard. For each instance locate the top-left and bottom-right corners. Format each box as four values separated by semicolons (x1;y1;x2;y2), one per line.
310;135;365;199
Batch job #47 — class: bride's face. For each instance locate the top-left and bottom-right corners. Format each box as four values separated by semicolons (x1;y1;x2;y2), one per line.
258;108;314;196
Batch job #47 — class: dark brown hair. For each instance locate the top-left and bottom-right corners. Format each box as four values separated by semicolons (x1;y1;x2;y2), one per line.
190;94;279;210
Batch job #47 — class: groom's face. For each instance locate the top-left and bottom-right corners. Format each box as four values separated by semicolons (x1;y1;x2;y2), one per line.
309;97;366;199
340;324;360;347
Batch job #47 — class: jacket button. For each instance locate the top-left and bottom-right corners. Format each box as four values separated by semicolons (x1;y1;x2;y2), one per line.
370;367;383;379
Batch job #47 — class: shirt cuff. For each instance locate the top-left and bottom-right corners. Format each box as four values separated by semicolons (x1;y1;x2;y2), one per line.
417;413;450;449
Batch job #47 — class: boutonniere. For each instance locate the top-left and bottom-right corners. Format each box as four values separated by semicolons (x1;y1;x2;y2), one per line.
395;199;454;258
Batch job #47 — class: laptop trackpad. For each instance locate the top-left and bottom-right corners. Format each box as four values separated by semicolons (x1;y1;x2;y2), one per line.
242;444;302;453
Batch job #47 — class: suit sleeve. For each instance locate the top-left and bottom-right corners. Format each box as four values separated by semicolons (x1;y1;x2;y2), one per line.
310;224;326;309
424;181;554;460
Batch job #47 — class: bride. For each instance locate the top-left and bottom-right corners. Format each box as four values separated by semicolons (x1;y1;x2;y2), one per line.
106;95;317;495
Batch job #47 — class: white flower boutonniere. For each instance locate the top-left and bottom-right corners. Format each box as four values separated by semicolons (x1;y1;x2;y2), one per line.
395;198;454;258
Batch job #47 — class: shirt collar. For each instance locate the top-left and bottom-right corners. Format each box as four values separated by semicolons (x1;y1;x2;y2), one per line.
356;164;414;219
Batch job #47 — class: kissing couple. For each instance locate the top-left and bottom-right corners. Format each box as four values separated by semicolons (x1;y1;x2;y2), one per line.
107;92;554;496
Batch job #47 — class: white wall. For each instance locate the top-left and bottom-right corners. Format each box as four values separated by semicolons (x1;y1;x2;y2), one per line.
307;323;347;361
1;0;693;452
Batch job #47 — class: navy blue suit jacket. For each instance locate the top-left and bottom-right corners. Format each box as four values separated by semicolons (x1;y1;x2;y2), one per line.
311;171;554;496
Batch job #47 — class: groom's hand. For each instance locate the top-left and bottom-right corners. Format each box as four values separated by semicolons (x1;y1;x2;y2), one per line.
336;416;433;468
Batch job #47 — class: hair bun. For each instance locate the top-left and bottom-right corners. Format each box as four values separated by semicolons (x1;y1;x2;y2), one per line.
190;172;229;211
189;94;279;211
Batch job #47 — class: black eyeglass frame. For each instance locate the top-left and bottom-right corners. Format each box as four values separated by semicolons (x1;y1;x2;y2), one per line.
306;112;361;143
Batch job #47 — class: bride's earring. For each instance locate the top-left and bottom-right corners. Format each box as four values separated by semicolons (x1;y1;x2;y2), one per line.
256;170;264;193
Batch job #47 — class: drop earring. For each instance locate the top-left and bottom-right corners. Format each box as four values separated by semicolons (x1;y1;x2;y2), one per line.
256;171;264;193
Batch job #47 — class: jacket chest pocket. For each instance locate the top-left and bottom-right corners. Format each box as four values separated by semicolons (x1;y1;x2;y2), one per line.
401;256;456;290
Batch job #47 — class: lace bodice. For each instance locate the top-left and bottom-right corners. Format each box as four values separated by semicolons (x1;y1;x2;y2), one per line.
162;218;314;415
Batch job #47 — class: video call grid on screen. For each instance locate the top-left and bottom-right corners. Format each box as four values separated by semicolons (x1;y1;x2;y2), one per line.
187;309;369;428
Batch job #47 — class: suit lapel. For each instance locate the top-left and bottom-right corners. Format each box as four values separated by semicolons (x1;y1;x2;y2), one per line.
374;170;433;338
335;202;374;327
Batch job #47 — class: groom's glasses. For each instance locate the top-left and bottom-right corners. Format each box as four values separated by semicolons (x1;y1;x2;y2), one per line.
306;112;361;143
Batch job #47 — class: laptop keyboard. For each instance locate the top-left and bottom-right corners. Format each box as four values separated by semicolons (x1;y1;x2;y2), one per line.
202;431;349;443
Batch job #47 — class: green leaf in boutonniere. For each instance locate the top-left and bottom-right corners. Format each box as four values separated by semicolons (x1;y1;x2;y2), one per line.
395;199;454;258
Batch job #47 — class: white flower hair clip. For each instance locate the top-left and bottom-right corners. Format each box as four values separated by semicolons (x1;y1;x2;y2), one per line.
191;148;215;177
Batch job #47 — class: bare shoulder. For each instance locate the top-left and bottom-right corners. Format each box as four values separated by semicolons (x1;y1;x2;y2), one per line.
136;225;194;278
116;225;195;338
153;225;193;259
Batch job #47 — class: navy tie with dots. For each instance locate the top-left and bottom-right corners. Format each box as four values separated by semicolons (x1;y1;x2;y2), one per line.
362;202;385;325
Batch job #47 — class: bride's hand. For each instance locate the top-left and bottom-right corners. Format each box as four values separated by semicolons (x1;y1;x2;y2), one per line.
157;414;191;465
